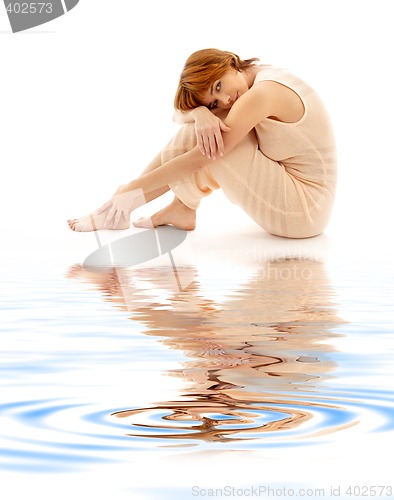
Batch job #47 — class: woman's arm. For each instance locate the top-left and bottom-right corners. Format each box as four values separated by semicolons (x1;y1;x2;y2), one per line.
173;107;201;124
97;146;209;226
173;105;221;124
125;146;207;195
127;83;272;195
99;85;272;227
219;83;273;154
142;84;272;182
174;106;231;159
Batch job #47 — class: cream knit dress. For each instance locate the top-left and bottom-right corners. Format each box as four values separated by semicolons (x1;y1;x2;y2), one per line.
163;66;337;238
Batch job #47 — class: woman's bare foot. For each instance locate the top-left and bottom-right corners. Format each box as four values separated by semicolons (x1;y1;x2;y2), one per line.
68;208;130;232
133;197;196;231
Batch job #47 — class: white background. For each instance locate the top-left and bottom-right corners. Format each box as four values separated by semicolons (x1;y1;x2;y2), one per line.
1;0;393;269
1;2;394;498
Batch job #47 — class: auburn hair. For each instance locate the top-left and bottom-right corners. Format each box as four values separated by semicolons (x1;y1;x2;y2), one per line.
174;48;259;111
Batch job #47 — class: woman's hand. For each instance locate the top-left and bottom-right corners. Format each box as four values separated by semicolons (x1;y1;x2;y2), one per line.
96;187;145;228
192;107;231;160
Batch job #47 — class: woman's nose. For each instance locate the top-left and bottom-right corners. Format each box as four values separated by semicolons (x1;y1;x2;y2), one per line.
220;95;231;107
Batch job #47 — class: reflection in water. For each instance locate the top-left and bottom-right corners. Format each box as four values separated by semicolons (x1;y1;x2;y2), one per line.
68;259;350;444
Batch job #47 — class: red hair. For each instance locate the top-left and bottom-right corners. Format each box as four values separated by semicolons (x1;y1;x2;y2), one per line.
174;48;259;111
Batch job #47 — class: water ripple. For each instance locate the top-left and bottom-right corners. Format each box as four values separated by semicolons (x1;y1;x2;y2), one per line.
0;399;137;472
110;385;394;445
2;260;394;473
2;386;393;472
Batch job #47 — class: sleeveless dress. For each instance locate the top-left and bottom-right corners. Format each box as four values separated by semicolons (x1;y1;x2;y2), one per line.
163;66;337;238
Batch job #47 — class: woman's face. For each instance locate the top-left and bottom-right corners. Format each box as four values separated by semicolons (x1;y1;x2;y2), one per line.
201;69;249;110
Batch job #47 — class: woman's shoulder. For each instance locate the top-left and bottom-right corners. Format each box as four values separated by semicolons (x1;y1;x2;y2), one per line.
253;65;315;100
253;65;292;83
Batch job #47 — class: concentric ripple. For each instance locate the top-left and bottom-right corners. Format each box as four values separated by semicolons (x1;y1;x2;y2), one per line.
0;399;138;472
110;387;394;445
1;386;393;472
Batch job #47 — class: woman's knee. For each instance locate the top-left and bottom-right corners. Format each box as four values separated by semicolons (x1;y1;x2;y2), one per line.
174;122;197;147
161;123;197;163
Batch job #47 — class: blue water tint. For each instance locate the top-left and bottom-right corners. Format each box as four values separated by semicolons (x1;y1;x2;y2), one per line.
1;260;394;474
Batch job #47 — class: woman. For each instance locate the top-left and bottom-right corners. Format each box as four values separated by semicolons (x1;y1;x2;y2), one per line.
68;49;337;238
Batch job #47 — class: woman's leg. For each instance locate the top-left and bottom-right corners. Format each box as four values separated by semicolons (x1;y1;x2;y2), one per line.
69;118;331;237
131;122;221;230
139;121;334;238
68;151;166;231
207;130;335;238
68;148;197;231
69;122;205;232
134;122;214;230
